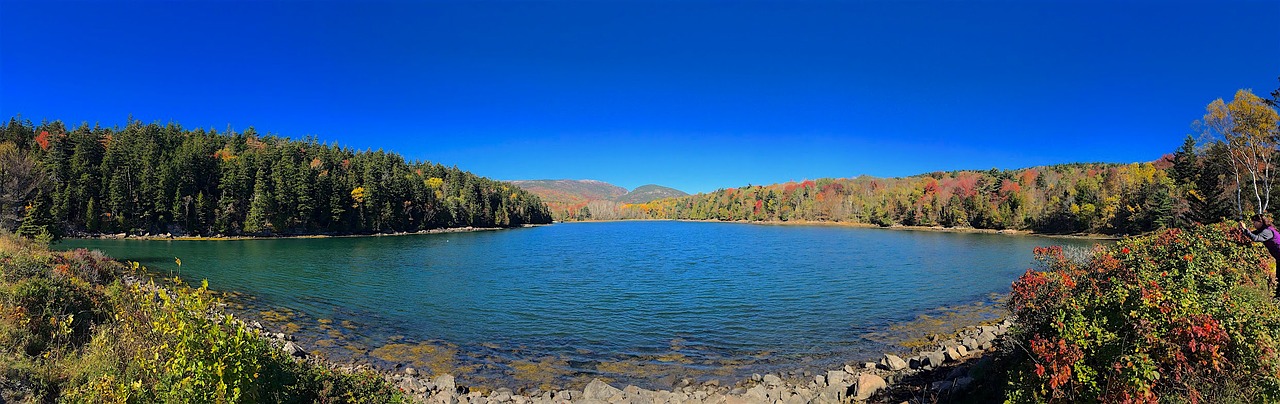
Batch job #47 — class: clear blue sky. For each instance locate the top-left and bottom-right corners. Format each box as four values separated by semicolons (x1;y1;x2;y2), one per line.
2;1;1276;194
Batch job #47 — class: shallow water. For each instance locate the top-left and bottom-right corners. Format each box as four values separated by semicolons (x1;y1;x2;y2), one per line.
61;221;1097;389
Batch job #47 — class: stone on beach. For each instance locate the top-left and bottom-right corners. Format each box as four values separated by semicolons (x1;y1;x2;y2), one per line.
583;378;623;401
923;351;946;368
851;373;886;401
882;353;908;371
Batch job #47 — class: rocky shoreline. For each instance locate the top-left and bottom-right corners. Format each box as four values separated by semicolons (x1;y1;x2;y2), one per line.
243;313;1013;404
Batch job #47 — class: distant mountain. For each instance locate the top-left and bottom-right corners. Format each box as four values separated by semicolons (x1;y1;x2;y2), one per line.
508;179;627;204
508;179;687;220
617;184;689;204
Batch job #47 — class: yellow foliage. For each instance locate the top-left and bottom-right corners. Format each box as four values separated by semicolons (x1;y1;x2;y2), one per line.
425;177;444;189
350;187;367;205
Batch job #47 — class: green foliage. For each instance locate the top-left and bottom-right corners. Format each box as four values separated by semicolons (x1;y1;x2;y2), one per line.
0;234;408;403
15;192;60;243
1005;223;1280;403
0;117;552;237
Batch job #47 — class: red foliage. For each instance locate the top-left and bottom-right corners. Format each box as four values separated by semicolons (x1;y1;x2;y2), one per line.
999;179;1022;196
1029;336;1085;391
35;131;51;150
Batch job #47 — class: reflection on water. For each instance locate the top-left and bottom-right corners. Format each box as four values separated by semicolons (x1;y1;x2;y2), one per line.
63;221;1098;390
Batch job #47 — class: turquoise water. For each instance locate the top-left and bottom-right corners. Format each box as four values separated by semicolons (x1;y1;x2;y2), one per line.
61;221;1097;388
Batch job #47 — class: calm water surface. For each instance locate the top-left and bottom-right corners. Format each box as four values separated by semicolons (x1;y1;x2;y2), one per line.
61;221;1097;389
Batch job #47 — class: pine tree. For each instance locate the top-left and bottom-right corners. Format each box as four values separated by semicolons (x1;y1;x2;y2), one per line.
243;169;273;234
17;192;59;242
84;197;99;232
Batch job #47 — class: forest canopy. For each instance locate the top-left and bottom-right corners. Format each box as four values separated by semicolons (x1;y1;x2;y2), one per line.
0;117;552;239
618;89;1279;235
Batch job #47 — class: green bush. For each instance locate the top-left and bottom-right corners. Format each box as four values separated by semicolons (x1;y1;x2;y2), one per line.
0;236;408;403
1006;223;1280;403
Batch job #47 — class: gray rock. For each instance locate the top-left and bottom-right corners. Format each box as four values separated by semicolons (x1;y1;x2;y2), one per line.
429;391;459;404
944;346;963;362
622;385;645;398
283;341;307;358
762;374;783;387
405;367;418;376
923;351;946;368
583;378;622;401
962;337;979;350
956;344;970;357
863;361;878;369
882;354;908;371
490;390;512;402
815;374;826;387
435;374;456;394
782;392;808;404
744;385;768;402
826;370;847;387
843;364;858;374
850;373;886;401
909;357;923;369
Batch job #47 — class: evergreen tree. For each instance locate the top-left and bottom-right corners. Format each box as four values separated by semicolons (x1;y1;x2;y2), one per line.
243;168;273;234
17;192;60;242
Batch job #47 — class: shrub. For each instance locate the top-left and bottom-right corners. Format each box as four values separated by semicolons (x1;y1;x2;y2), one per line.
1006;223;1280;403
0;237;408;403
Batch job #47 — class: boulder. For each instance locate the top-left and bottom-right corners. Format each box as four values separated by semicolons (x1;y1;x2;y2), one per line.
850;373;886;401
923;351;946;368
405;367;418;376
956;344;969;357
435;374;456;394
944;346;963;362
826;370;848;387
583;378;622;401
762;373;783;387
283;341;307;358
744;385;768;402
882;354;908;371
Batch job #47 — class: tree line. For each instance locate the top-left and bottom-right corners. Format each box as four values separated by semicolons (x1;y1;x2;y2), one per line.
621;88;1279;235
0;117;552;239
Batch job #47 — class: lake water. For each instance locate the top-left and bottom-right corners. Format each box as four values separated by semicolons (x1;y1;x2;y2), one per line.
61;221;1098;390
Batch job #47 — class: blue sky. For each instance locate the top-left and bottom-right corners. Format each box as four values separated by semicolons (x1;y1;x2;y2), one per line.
1;1;1277;194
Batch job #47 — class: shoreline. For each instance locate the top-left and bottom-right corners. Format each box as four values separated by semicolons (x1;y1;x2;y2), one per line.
64;223;547;241
559;218;1119;241
225;285;1014;402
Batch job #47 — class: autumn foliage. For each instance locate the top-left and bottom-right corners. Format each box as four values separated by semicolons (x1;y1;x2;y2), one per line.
1005;223;1280;402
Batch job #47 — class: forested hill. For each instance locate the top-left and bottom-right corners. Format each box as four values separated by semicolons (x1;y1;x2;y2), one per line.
0;117;553;239
616;184;688;204
626;157;1224;235
508;179;688;220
